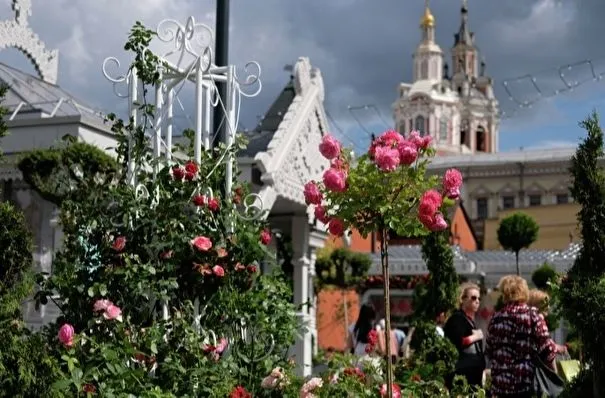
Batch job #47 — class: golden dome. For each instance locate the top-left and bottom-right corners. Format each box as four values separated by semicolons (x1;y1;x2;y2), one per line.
421;7;435;27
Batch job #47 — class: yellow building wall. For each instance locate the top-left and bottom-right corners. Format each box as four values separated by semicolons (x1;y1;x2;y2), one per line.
483;203;581;250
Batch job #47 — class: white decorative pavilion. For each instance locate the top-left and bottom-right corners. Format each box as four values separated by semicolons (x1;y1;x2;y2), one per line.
0;0;328;376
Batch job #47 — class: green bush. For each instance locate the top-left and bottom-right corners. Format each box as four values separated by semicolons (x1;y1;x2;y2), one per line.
532;263;558;291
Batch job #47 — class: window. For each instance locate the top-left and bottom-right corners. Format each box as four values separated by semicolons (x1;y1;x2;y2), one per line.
414;116;425;135
556;193;569;204
420;60;428;80
476;198;488;220
439;118;448;141
398;123;406;135
502;195;515;210
476;126;486;152
529;194;542;206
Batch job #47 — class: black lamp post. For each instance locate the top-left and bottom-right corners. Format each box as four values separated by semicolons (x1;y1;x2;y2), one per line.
212;0;230;148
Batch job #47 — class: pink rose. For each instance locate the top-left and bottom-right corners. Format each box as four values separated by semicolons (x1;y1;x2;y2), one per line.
192;194;206;207
112;236;126;252
300;377;323;398
303;181;323;205
421;135;432;149
369;129;405;159
418;213;434;229
184;160;199;175
58;323;75;347
380;383;402;398
216;337;228;354
374;146;400;172
191;236;213;251
408;130;422;147
443;168;463;198
314;205;330;224
93;299;113;312
318;135;341;159
418;190;442;215
212;265;225;277
171;166;185;181
247;264;258;273
323;168;347;192
398;141;418;165
328;218;345;237
330;158;349;175
207;198;220;212
260;229;272;245
103;304;122;321
429;213;448;231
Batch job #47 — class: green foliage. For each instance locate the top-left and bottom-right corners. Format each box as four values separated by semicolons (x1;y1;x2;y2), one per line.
497;212;539;275
413;227;458;321
0;202;60;397
13;22;298;397
406;321;458;381
314;247;372;290
18;136;118;205
560;111;605;396
532;262;558;291
0;201;33;295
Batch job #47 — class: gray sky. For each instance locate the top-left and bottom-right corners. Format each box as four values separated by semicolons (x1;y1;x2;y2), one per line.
1;0;604;151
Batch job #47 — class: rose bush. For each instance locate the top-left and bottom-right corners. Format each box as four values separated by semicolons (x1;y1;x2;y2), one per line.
305;129;463;394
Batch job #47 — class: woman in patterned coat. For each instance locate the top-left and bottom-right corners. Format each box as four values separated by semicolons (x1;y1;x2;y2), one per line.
486;275;563;397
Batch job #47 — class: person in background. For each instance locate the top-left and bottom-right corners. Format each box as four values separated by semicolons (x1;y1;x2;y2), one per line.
346;303;377;357
487;276;563;397
435;310;447;337
376;319;404;363
528;288;568;354
443;282;486;388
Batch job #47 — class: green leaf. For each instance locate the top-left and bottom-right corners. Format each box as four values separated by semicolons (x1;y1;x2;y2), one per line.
150;342;158;354
87;287;94;297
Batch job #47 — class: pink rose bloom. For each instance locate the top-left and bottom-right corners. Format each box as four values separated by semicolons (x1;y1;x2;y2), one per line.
380;129;405;146
330;158;349;175
328;218;345;237
212;265;225;277
303;181;323;205
103;304;122;321
261;376;279;389
418;190;443;216
216;337;228;354
171;166;185;181
430;213;448;232
374;146;400;172
318;135;341;159
191;236;213;251
300;377;323;398
323;168;347;192
314;205;330;224
58;323;75;348
93;299;113;312
207;198;220;212
418;213;434;229
112;236;126;252
260;229;272;245
380;383;402;398
398;141;418;165
408;130;431;150
443;168;463;198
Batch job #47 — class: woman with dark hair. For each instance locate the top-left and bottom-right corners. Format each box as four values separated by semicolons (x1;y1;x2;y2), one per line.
347;303;377;356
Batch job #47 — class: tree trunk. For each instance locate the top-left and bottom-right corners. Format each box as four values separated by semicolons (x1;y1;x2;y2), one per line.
515;251;520;276
380;228;393;397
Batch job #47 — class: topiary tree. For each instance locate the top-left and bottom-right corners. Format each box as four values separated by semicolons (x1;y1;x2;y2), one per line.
408;224;459;381
497;212;539;275
532;262;558;291
560;111;605;397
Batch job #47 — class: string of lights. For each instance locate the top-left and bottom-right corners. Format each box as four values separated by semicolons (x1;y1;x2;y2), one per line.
499;56;605;119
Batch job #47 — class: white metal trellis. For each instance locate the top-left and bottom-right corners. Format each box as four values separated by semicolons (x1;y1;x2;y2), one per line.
102;16;262;202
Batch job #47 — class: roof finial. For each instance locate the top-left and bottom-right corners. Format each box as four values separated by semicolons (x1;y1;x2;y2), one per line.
421;0;435;27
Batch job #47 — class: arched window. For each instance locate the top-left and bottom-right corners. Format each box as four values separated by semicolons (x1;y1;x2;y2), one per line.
476;125;486;152
439;117;448;142
414;115;425;135
420;60;428;80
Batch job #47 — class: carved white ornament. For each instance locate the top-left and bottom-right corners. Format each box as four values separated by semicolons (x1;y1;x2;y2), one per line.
0;0;59;83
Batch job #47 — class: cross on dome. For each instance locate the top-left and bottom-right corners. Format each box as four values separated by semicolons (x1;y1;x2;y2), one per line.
0;0;59;83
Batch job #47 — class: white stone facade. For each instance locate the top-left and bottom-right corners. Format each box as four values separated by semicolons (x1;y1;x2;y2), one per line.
393;2;499;155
